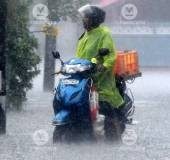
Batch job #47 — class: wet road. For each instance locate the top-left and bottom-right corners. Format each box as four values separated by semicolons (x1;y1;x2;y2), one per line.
0;68;170;160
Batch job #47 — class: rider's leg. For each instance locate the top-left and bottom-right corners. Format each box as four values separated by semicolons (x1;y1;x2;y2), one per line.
99;101;121;118
99;101;125;140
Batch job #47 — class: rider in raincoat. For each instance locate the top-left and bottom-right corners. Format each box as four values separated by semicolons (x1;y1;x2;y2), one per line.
76;5;124;112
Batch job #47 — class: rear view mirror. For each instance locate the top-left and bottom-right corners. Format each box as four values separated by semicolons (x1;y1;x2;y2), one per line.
52;51;60;59
98;48;110;57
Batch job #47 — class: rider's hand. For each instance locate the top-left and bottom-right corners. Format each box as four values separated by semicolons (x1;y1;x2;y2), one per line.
97;64;106;72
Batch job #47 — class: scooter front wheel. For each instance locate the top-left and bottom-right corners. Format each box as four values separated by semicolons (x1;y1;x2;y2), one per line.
53;125;72;143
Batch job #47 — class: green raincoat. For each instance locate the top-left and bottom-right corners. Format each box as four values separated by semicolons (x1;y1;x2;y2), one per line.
76;26;124;108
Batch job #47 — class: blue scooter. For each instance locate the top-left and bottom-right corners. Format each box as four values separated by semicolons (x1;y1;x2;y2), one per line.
52;50;136;143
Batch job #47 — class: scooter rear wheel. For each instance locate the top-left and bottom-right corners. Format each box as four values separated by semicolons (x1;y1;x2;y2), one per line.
104;116;125;142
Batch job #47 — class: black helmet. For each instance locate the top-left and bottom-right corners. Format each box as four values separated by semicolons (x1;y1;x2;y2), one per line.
78;4;106;26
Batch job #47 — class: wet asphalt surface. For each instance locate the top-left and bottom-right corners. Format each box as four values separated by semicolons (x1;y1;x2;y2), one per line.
0;68;170;160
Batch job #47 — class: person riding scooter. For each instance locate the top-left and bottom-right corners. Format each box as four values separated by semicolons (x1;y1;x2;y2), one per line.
76;5;125;121
52;5;132;141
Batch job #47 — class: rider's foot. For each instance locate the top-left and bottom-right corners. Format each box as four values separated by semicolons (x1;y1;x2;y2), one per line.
125;118;139;125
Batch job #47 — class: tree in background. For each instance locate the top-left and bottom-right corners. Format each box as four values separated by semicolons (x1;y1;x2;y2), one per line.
6;0;40;110
43;0;89;91
48;0;90;21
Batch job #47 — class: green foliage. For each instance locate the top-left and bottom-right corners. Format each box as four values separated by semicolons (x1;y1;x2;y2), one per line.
6;0;40;110
48;0;90;22
0;0;7;69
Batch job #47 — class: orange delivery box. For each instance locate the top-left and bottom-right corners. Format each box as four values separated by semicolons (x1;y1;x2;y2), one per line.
113;50;142;79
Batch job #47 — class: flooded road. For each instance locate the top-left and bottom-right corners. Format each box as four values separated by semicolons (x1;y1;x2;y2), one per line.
0;68;170;160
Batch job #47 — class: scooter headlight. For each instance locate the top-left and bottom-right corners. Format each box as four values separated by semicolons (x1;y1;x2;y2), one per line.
64;64;91;74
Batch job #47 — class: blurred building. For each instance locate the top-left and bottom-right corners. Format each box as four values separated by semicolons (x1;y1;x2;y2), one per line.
92;0;170;67
94;0;170;23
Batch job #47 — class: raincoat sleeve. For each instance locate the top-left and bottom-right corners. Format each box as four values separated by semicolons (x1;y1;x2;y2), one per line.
100;33;116;69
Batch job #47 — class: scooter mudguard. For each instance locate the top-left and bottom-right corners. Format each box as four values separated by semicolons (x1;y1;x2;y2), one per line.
53;110;70;125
